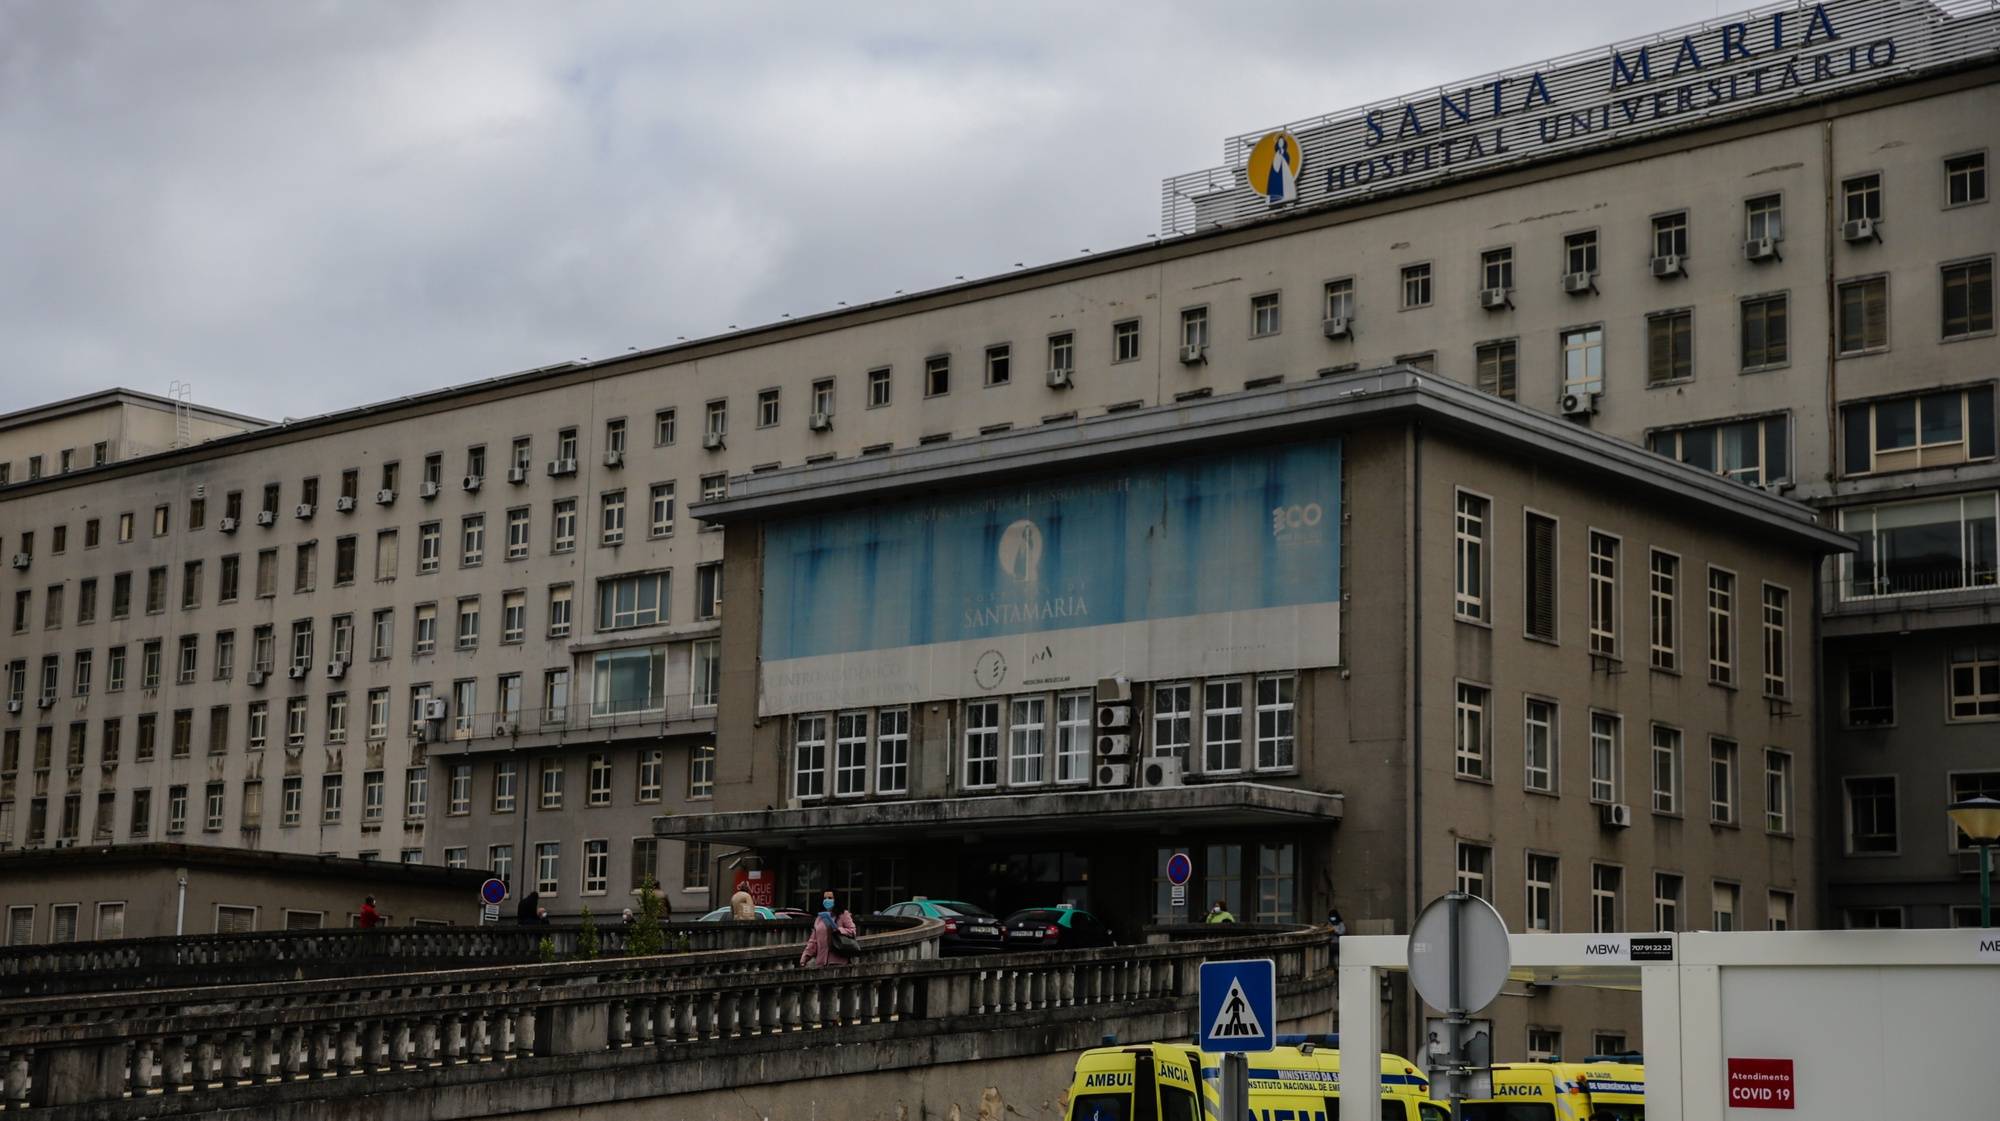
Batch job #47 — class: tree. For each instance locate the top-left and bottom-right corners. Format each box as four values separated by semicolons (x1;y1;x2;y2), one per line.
627;877;667;957
577;906;600;960
536;935;557;963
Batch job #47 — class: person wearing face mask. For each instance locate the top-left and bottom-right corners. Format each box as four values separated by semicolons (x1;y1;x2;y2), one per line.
1206;900;1236;924
800;890;859;968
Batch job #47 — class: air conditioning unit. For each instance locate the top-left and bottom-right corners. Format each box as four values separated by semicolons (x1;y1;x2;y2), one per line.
411;722;431;743
507;466;528;484
1842;217;1877;242
1096;734;1131;758
294;503;315;519
8;554;28;570
460;475;481;493
1096;676;1132;703
218;517;239;534
1560;391;1599;417
333;496;356;513
1562;271;1595;294
419;481;441;499
603;450;624;468
287;664;308;681
255;510;276;527
1479;288;1510;309
1649;254;1684;278
808;412;832;432
1743;237;1779;261
53;837;74;850
422;699;448;721
1095;762;1131;788
1600;802;1633;829
375;489;397;505
1095;703;1134;729
36;696;54;710
1140;756;1184;789
1178;343;1207;365
1046;368;1074;389
325;661;347;680
246;670;267;686
546;458;577;477
491;723;511;738
1321;317;1352;339
701;433;725;451
5;700;19;714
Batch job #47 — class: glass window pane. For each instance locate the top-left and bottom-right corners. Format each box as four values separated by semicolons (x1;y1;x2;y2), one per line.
1875;398;1917;450
1920;392;1964;445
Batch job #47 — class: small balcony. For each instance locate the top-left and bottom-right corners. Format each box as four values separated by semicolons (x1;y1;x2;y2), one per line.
419;693;717;755
1823;565;2000;636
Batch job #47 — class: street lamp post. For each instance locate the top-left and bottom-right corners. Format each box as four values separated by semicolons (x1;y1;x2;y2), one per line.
1946;795;2000;928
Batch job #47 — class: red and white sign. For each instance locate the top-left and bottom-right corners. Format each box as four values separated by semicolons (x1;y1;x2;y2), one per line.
733;869;774;908
1727;1058;1795;1110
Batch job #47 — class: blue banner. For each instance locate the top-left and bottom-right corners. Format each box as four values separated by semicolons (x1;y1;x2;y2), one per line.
760;439;1342;662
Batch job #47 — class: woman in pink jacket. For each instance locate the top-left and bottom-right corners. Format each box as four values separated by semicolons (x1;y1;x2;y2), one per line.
800;890;858;968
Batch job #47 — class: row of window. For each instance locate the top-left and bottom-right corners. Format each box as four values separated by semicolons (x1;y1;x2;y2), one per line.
1455;493;1792;695
1843;643;2000;727
1451;686;1794;826
0;745;717;847
1843;771;2000;857
1452;842;1794;934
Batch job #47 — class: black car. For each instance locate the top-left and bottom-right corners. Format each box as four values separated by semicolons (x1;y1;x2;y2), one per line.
1001;906;1116;950
878;898;1007;954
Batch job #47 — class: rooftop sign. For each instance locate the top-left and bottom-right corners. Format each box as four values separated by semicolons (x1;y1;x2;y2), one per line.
1161;0;2000;233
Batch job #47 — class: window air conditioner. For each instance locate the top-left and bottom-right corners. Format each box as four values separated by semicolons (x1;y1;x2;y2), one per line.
254;510;276;526
1559;391;1599;417
603;450;624;468
1046;368;1074;389
218;517;239;534
325;661;347;680
1140;756;1184;789
1600;802;1633;829
1561;271;1595;294
491;723;511;738
375;489;397;505
5;700;20;714
546;458;578;477
246;670;267;686
287;664;308;680
701;433;725;451
1178;343;1207;365
1321;317;1352;339
1841;217;1878;243
808;412;832;432
8;554;28;569
1743;237;1779;261
507;466;528;485
1095;762;1131;788
333;496;356;513
1649;254;1684;278
1095;733;1131;758
1479;288;1510;310
1095;703;1134;729
294;503;315;519
36;696;54;709
422;699;449;721
419;481;441;499
461;475;482;492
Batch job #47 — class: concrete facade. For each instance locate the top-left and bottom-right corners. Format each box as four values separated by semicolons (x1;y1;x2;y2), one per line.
0;20;1988;976
0;389;266;487
0;842;482;941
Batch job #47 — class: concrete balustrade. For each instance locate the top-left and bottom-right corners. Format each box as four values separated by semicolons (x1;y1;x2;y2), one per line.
0;923;1333;1117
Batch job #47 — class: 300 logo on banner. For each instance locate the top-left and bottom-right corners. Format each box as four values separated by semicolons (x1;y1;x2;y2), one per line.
1271;502;1324;537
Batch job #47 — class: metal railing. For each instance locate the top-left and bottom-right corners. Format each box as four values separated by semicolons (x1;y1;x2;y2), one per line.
415;692;717;749
0;923;1335;1113
0;919;884;999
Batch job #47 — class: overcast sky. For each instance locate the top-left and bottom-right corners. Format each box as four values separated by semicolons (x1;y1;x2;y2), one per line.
0;0;1716;420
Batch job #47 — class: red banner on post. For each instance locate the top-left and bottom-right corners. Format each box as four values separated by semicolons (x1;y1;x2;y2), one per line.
733;869;774;907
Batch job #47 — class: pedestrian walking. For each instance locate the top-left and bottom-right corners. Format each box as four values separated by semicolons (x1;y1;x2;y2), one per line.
518;890;543;925
799;890;858;968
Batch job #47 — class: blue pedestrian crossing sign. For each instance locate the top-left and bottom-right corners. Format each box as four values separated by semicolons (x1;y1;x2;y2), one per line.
1198;958;1277;1052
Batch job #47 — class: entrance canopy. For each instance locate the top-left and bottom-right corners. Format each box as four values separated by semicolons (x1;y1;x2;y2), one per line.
653;781;1342;847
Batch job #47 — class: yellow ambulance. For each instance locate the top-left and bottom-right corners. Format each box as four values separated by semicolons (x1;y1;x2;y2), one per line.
1065;1037;1448;1121
1459;1059;1646;1120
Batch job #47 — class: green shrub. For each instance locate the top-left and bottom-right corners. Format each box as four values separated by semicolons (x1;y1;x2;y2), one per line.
578;906;600;960
627;878;667;957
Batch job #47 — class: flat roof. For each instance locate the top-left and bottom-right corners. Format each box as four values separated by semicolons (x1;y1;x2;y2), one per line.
0;61;1989;503
691;365;1854;556
0;842;487;887
0;387;269;435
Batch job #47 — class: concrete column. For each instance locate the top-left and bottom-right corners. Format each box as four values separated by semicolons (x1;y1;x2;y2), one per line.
538;1003;609;1057
279;1027;304;1079
361;1021;385;1070
160;1036;187;1093
512;1008;537;1057
130;1039;156;1092
27;1042;130;1107
337;1024;360;1073
445;1014;465;1062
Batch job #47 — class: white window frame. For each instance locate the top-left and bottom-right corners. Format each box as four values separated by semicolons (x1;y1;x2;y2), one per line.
1523;696;1557;793
1650;723;1681;815
1454;490;1489;623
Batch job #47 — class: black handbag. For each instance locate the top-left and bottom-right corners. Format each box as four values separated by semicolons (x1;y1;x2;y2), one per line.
828;916;861;957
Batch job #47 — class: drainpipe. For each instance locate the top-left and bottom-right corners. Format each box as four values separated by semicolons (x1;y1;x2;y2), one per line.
174;867;188;936
1822;121;1839;494
1407;421;1424;1057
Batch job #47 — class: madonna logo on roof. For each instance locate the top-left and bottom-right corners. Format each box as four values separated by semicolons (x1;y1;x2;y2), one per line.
1245;130;1302;203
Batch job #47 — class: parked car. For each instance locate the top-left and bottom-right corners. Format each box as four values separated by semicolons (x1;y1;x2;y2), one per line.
1001;905;1116;950
877;898;1007;954
771;907;811;920
697;905;776;921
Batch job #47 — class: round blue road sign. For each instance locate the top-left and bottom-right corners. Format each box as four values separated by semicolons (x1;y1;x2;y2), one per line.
480;878;508;905
1167;852;1193;887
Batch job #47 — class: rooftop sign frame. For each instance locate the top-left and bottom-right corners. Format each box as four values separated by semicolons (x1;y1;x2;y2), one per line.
1161;0;2000;233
